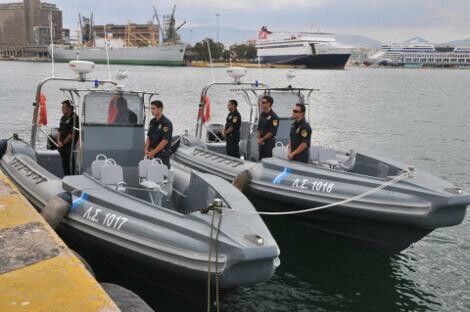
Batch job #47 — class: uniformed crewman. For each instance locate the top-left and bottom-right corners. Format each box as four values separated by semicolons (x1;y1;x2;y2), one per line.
57;100;79;176
222;99;241;158
145;100;173;169
257;95;279;159
114;96;138;124
288;103;312;163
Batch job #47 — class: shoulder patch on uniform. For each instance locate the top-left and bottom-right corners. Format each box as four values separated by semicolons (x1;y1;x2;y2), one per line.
232;116;238;123
273;119;278;126
163;126;169;132
301;130;308;138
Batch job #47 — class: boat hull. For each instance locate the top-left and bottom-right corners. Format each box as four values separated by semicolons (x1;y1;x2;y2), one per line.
57;223;235;304
171;137;469;254
0;141;279;290
259;53;351;69
248;193;432;254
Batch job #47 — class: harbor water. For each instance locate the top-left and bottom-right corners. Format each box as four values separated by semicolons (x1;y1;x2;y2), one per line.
1;61;469;311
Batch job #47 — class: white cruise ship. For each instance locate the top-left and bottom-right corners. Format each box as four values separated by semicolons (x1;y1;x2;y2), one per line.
365;42;470;68
255;26;351;69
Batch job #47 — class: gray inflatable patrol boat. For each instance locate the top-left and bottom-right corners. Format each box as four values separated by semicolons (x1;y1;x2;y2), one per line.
0;63;279;291
171;68;470;254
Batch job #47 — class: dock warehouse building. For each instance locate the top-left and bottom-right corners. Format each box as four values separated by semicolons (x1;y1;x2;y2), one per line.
0;0;62;57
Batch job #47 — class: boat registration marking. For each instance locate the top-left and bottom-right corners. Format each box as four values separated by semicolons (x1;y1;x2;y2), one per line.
82;206;128;231
292;178;335;193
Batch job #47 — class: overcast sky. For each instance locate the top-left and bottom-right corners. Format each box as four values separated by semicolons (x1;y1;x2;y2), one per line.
3;0;470;43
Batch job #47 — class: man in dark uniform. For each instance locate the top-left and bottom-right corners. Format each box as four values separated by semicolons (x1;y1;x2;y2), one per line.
57;100;79;176
257;95;279;160
114;96;138;124
222;99;241;158
145;100;173;169
288;103;312;163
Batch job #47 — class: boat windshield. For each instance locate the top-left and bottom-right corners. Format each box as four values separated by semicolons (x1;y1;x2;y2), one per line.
260;90;304;118
83;92;144;126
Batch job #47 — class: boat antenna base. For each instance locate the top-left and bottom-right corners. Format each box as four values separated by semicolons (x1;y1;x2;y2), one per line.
68;60;95;82
226;67;247;84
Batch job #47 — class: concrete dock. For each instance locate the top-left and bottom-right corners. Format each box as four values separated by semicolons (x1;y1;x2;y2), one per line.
0;171;120;312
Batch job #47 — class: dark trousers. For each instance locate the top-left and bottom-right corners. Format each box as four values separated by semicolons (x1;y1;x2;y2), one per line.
258;139;275;160
293;151;310;163
226;138;240;158
59;144;75;176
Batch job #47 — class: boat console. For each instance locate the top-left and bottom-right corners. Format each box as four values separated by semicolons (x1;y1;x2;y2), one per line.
81;91;145;172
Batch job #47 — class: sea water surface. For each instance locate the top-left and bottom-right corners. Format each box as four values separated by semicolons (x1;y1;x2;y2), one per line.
0;61;469;311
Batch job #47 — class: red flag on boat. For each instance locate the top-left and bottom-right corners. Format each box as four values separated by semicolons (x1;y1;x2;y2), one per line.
107;95;119;123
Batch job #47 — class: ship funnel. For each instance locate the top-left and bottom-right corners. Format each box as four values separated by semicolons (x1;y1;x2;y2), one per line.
69;60;95;81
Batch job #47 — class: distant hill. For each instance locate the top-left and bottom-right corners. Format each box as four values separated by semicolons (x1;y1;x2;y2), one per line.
178;23;470;49
445;38;470;46
405;37;430;44
180;27;470;49
179;27;257;46
402;37;470;47
403;37;470;47
335;34;381;48
180;26;383;48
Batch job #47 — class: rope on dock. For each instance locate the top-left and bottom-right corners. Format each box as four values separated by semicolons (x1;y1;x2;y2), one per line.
205;200;223;312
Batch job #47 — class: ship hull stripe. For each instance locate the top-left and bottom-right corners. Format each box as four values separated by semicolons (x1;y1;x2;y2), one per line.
260;54;351;69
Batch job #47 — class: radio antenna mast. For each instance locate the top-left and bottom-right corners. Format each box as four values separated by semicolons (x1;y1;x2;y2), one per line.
49;12;55;77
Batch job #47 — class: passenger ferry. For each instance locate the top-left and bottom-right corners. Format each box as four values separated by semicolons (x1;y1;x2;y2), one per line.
255;26;351;69
365;42;470;68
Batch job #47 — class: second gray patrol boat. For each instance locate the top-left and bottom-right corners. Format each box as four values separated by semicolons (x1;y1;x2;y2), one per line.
170;67;470;254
